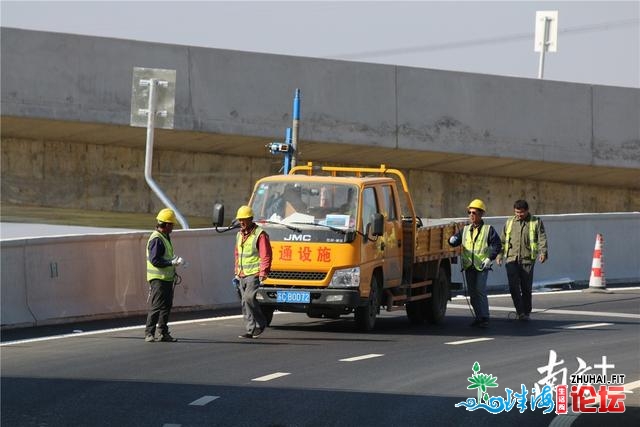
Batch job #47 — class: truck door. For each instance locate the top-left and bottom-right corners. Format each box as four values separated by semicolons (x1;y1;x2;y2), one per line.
361;187;382;270
361;186;402;288
380;185;403;287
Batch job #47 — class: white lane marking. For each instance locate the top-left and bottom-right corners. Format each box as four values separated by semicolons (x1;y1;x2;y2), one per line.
2;312;286;346
188;395;220;406
445;337;494;345
564;323;614;329
448;304;640;319
339;353;384;362
0;314;247;346
452;287;640;300
163;424;181;427
548;413;579;427
252;372;290;382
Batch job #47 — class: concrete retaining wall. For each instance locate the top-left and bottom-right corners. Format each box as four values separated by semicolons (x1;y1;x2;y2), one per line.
0;136;274;221
2;213;638;329
2;137;639;220
2;28;639;167
2;28;640;219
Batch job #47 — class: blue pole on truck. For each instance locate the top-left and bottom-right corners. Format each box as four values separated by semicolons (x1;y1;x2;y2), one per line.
265;89;300;174
283;127;292;174
291;88;300;169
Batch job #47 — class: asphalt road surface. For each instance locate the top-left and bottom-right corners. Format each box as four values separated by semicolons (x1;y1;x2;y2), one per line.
2;288;639;427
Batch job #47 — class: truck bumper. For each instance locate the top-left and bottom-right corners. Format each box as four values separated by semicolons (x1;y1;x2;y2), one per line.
256;287;362;316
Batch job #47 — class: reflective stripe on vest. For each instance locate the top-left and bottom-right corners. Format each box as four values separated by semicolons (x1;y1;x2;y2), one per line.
236;225;264;276
461;224;490;271
146;230;175;281
504;216;538;260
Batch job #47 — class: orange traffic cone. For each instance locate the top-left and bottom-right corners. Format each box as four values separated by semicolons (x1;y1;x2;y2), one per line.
586;233;609;293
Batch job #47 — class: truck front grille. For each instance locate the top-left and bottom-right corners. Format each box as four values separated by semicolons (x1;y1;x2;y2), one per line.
269;271;327;281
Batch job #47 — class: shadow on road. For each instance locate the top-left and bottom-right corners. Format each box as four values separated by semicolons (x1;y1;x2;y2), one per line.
1;376;560;427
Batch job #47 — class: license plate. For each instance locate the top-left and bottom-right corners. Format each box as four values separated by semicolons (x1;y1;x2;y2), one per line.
276;290;310;304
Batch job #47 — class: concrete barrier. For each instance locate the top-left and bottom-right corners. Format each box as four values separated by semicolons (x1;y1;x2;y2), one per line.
1;229;239;328
0;241;36;327
169;229;238;308
1;213;639;328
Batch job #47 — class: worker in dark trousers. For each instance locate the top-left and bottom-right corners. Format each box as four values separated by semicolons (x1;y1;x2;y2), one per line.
497;199;548;321
144;208;184;342
234;205;272;339
449;199;502;328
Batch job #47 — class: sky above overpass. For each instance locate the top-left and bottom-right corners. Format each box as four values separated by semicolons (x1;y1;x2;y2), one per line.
1;0;638;88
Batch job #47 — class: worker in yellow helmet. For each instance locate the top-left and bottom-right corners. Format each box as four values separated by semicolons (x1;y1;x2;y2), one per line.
234;205;272;339
448;199;502;328
144;208;185;342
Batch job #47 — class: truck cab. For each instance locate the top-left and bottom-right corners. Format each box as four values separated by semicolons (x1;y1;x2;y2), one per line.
215;163;459;331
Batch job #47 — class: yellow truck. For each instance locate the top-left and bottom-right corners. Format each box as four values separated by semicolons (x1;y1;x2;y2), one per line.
215;163;461;331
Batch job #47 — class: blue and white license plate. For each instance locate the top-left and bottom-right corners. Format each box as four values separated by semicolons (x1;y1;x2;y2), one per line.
276;290;311;304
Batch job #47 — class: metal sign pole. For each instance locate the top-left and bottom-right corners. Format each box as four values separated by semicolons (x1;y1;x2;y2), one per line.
144;78;158;174
142;79;189;229
130;67;188;229
537;17;550;79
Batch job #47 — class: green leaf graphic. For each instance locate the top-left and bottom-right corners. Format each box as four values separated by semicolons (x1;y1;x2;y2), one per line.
466;362;499;403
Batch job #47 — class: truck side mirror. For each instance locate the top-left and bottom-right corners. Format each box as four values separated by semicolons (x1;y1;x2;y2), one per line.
371;213;384;236
212;203;225;227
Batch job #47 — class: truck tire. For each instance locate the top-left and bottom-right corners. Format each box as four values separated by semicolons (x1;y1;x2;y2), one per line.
261;307;275;327
355;276;380;332
425;266;449;324
406;300;425;324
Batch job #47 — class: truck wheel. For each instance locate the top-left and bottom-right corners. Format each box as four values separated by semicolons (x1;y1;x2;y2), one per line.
406;300;425;324
355;276;379;332
425;267;449;324
261;307;275;327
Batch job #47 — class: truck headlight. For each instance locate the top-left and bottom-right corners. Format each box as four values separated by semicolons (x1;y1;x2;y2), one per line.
328;267;360;288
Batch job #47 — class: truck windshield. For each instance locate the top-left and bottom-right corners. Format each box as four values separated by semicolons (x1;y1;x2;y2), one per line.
251;182;358;229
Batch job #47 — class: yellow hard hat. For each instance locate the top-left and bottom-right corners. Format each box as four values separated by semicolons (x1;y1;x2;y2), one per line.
156;208;177;224
467;199;487;212
236;205;254;220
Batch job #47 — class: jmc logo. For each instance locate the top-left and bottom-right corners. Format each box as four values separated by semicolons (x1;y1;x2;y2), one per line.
284;234;312;242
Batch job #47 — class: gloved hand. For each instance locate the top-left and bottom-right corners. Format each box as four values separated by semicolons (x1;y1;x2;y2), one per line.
259;276;266;285
481;258;492;270
171;256;184;266
232;277;241;299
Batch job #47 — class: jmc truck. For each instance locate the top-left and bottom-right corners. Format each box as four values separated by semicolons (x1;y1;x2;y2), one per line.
215;163;461;331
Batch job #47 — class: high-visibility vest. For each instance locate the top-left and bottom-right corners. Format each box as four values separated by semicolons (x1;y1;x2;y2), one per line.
146;230;175;281
504;216;539;260
461;224;489;271
236;225;265;276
